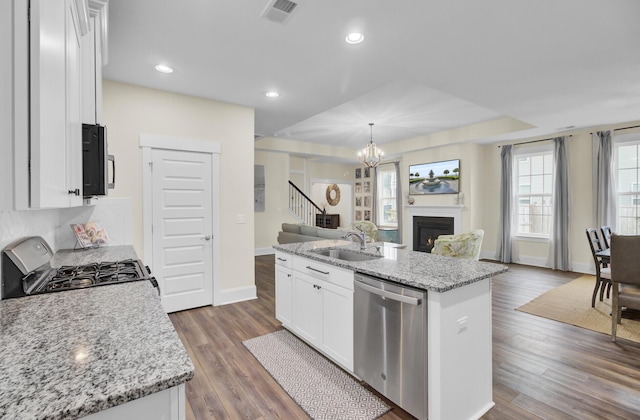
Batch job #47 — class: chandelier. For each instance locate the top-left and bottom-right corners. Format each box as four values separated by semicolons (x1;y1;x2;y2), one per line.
358;123;383;168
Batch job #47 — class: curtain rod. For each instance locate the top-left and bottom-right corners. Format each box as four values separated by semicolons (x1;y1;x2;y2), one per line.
590;125;640;134
497;135;572;148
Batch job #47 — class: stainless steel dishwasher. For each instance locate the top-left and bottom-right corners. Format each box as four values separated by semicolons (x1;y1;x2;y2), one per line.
354;272;428;420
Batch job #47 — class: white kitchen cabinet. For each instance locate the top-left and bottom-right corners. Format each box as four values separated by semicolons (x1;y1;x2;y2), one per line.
82;0;108;124
1;0;107;211
30;0;88;208
292;272;322;344
0;0;29;210
281;254;354;372
319;278;353;370
274;252;294;328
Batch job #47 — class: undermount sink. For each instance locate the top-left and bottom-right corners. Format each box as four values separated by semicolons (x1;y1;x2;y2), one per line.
312;249;381;262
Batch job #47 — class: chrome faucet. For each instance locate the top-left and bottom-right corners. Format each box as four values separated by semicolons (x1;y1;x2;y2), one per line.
342;226;367;250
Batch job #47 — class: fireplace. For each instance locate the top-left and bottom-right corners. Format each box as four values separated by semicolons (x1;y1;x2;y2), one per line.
413;216;454;253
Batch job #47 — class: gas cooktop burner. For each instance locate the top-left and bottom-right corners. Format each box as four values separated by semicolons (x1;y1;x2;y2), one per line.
2;237;159;299
37;259;151;294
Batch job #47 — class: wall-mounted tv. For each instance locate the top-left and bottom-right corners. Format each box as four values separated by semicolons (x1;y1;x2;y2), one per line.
409;159;460;195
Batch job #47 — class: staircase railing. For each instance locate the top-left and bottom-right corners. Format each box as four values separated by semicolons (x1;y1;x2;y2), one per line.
288;181;326;226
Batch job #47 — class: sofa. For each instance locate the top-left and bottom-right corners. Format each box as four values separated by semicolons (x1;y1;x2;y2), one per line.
277;223;352;244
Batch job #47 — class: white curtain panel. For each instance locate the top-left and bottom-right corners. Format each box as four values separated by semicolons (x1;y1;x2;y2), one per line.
496;145;513;263
592;131;616;231
549;136;571;271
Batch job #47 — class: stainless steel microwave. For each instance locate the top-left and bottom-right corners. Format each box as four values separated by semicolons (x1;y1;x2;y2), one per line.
82;124;115;197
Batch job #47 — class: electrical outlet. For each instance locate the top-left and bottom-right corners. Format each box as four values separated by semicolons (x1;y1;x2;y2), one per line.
457;316;468;332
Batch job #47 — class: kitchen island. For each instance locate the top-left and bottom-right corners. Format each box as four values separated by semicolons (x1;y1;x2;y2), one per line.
273;240;508;420
0;246;194;419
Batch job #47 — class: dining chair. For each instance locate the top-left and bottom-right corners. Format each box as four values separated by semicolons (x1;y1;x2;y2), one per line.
601;226;613;249
585;228;612;307
610;234;640;342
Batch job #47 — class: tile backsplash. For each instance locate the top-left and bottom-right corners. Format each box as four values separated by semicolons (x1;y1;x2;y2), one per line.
0;198;132;253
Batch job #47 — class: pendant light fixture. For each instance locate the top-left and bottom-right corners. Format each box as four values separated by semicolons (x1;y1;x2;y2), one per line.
359;122;383;168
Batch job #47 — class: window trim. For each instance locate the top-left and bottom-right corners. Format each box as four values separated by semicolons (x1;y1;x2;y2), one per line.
512;145;554;238
376;164;398;229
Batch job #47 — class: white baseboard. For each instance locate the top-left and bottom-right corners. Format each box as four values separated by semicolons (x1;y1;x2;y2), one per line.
483;249;596;275
255;247;275;256
571;262;595;275
217;285;257;306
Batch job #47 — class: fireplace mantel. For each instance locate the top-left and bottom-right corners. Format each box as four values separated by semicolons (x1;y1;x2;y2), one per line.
404;205;464;248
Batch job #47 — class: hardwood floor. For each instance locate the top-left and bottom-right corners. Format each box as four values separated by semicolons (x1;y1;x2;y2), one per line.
169;256;640;419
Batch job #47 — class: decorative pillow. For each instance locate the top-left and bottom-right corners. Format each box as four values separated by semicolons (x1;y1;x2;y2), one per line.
316;228;347;240
281;223;301;234
300;225;317;237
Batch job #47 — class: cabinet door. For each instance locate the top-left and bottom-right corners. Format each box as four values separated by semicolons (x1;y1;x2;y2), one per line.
81;15;97;124
65;0;83;206
30;0;83;208
320;281;354;371
292;273;321;345
275;264;294;328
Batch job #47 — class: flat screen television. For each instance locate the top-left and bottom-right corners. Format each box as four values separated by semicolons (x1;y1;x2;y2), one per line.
409;159;460;195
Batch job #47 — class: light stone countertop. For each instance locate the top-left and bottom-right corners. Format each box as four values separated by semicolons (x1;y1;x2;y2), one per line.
0;246;194;419
273;240;508;292
51;245;139;267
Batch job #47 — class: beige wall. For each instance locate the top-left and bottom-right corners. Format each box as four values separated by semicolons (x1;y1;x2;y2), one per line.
480;122;640;273
257;118;640;274
103;80;255;291
401;142;484;232
254;151;355;250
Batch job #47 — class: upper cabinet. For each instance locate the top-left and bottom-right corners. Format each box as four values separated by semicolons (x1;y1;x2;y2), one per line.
0;0;108;210
30;0;86;208
82;0;109;124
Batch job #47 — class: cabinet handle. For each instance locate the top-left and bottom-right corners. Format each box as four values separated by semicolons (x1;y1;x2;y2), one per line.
287;274;292;277
313;284;322;290
68;188;80;196
277;257;287;262
306;266;330;275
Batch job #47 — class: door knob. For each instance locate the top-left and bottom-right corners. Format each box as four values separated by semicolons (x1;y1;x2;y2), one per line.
202;235;212;241
68;188;80;196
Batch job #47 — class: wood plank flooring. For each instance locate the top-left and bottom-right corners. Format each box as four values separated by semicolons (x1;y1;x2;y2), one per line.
169;256;640;419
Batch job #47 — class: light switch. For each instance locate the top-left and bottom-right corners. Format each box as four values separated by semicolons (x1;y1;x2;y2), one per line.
237;214;247;224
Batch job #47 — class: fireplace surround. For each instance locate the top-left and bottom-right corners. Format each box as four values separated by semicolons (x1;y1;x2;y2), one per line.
404;205;463;252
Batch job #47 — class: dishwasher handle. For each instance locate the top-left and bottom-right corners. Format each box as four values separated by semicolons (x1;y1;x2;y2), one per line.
355;280;422;306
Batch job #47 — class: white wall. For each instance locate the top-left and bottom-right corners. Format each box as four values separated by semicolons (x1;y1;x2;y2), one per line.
103;80;255;292
0;198;133;254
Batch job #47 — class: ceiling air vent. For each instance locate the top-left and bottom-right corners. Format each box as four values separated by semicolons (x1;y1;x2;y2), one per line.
260;0;301;25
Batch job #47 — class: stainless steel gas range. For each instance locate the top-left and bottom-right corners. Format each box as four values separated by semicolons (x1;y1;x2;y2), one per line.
1;236;157;299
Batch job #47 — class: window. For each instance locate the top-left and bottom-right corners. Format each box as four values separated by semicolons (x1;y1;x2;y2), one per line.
376;164;397;228
615;134;640;234
514;150;553;237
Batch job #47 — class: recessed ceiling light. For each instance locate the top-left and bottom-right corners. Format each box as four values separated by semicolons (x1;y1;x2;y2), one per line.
266;91;280;98
155;64;174;74
345;32;364;44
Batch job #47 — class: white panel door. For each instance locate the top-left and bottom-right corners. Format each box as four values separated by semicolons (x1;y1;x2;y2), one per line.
152;149;213;313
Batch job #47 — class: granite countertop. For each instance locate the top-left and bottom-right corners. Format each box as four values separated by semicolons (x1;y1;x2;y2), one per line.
51;245;139;267
274;240;508;293
0;247;194;419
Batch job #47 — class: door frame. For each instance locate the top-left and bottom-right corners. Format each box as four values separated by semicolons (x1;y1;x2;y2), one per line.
140;134;221;307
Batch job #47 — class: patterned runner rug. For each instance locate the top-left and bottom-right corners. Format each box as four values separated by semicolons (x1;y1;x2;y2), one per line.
243;329;390;420
516;275;640;343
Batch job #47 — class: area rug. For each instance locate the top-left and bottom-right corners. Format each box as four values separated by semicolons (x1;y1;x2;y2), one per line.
516;275;640;343
243;329;390;420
